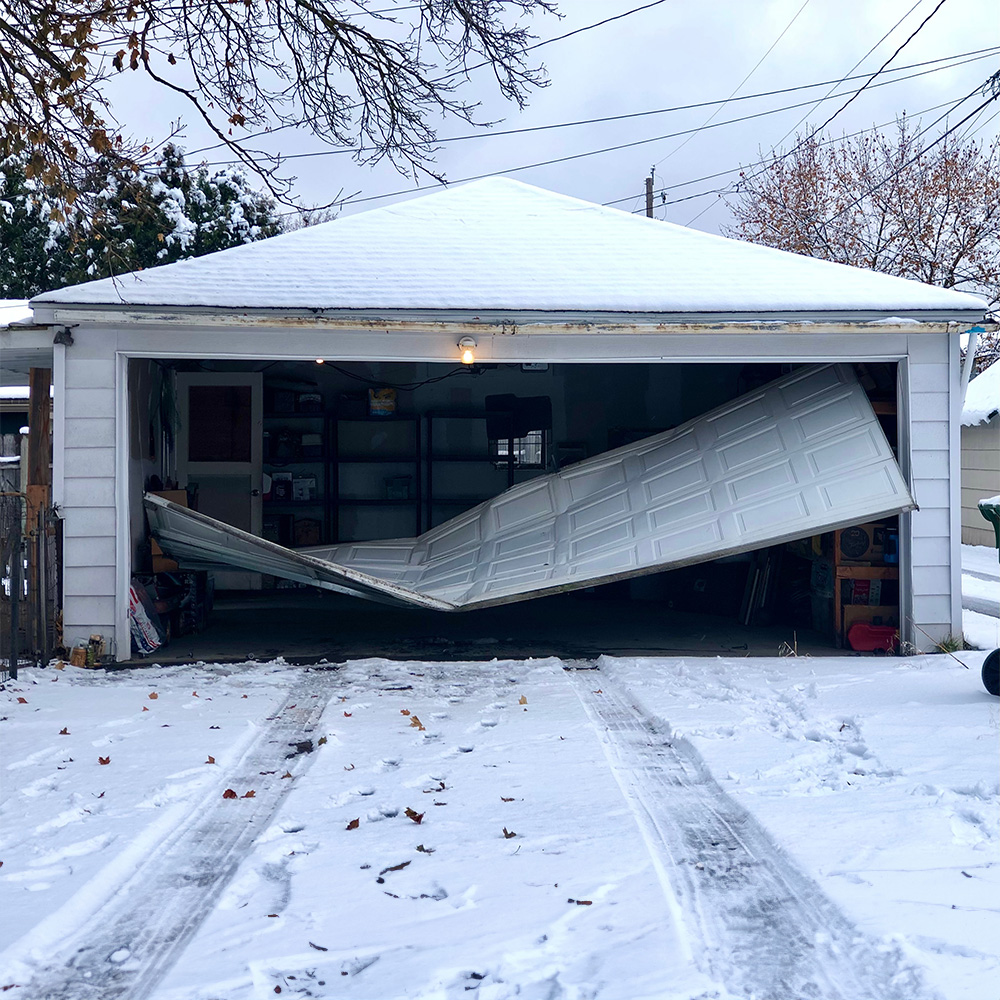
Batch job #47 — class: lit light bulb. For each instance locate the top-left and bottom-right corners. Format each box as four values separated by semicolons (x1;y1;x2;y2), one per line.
315;358;325;364
458;337;477;365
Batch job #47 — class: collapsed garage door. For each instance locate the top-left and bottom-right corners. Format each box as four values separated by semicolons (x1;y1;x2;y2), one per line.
145;364;915;611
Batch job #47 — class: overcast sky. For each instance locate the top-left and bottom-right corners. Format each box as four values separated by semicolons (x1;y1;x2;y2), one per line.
113;0;999;234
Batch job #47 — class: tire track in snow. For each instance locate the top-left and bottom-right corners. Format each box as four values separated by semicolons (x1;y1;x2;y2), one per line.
20;672;333;1000
569;667;940;1000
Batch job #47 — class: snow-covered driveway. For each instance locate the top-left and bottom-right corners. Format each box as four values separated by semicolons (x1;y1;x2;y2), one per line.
1;652;996;999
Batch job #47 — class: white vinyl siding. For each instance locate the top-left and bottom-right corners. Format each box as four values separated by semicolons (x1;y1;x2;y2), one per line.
57;344;117;645
50;320;963;658
904;334;956;646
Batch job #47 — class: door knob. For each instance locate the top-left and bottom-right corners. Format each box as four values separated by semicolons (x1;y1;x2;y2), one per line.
250;489;261;497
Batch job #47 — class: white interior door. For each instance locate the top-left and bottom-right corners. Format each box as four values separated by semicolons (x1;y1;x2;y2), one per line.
176;371;263;589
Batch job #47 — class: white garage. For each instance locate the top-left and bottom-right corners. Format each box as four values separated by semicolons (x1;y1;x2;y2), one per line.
21;178;989;661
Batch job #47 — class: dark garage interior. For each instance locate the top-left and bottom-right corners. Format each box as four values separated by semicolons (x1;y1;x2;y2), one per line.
124;358;903;663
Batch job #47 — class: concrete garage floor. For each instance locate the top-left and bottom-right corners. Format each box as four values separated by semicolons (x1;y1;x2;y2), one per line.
136;587;842;665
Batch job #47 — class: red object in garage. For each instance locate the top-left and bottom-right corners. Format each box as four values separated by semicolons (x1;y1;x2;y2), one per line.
847;622;899;653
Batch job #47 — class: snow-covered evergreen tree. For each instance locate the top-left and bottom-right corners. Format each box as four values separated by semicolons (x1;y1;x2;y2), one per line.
0;156;75;297
3;145;282;291
74;145;282;281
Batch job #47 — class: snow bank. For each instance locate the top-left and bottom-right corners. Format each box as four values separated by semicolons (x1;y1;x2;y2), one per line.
962;362;1000;426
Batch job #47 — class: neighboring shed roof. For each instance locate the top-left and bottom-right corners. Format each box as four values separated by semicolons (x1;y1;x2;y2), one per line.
32;178;986;319
963;361;1000;426
0;299;31;327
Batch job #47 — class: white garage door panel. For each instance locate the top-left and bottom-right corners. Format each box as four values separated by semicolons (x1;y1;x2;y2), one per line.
146;364;916;611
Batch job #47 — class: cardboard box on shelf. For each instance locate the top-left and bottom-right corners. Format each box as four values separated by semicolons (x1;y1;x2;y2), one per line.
838;523;886;563
294;517;322;546
151;537;179;573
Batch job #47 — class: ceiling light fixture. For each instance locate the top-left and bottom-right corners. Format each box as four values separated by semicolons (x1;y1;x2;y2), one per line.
458;337;477;365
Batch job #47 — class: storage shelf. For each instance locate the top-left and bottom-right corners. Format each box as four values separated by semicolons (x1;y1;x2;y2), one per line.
264;411;326;419
333;413;421;540
835;565;898;580
264;498;324;506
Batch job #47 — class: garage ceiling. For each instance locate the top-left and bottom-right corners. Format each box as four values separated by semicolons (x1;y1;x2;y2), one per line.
146;365;915;610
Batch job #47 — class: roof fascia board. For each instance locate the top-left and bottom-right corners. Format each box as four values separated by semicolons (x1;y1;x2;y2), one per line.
35;304;984;335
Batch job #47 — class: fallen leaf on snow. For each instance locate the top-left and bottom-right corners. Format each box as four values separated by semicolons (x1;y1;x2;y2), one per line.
518;695;527;705
242;790;256;798
568;898;593;905
405;807;424;824
241;694;248;699
16;698;27;704
205;756;216;764
344;763;355;771
423;781;445;793
148;692;158;700
59;727;69;735
318;735;328;745
592;689;603;694
223;789;238;799
400;709;411;715
416;844;435;854
343;712;352;717
141;706;149;712
98;756;110;765
501;796;514;802
409;715;425;731
281;771;293;779
346;818;360;830
308;941;328;951
209;725;220;730
379;860;411;875
502;827;516;839
192;691;198;697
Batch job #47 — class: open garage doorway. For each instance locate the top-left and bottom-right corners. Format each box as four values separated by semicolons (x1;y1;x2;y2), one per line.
127;358;906;662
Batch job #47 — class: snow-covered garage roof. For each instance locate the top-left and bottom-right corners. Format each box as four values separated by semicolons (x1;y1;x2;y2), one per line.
32;178;987;320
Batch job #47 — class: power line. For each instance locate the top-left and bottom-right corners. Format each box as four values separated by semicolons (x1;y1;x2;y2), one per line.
197;46;997;170
186;1;669;158
290;64;996;217
607;92;979;217
642;0;952;218
807;0;951;138
654;0;813;168
772;0;926;148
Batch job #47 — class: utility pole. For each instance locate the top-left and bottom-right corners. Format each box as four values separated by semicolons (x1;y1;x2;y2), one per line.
645;169;654;218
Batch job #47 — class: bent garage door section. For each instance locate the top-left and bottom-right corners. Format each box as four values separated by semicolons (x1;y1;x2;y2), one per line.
146;364;916;610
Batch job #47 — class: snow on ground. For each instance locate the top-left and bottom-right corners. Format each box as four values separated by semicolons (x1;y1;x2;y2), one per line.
1;651;996;999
